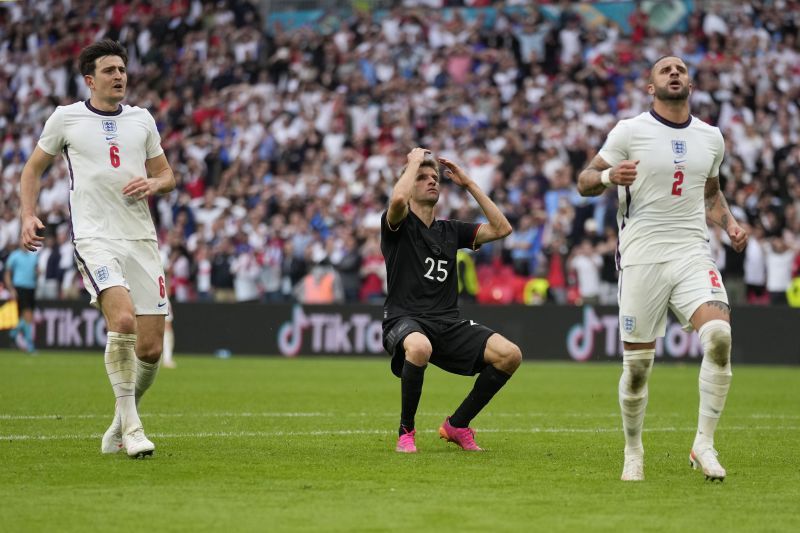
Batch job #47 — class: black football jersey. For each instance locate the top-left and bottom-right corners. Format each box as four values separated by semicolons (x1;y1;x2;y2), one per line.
381;209;481;320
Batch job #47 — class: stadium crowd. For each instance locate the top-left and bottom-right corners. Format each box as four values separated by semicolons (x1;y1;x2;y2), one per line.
0;0;799;306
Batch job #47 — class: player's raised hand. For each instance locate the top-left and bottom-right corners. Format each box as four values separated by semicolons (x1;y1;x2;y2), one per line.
406;147;429;165
611;160;639;186
437;157;472;188
20;214;45;251
728;223;748;253
122;176;155;201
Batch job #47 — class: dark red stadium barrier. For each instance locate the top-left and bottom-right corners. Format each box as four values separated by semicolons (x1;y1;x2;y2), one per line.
1;300;797;364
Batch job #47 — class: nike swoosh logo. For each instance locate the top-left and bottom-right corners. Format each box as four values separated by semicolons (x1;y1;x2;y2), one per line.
105;136;117;140
674;159;686;164
157;302;167;308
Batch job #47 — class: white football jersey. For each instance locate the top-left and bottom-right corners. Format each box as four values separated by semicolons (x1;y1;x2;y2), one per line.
598;110;724;268
38;101;164;241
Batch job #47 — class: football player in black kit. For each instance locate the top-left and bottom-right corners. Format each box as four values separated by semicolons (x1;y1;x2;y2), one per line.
382;147;522;453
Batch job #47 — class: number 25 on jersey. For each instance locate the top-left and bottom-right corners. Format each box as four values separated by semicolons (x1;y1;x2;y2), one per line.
424;257;448;282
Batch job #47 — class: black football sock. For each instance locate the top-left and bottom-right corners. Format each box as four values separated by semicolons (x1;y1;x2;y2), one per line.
449;365;511;428
399;360;426;435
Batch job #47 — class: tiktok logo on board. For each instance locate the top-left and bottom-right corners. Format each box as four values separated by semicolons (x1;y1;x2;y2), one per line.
277;305;384;357
566;306;702;361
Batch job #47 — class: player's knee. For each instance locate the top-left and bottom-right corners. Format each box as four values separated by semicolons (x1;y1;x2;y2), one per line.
699;320;731;367
623;359;653;393
110;312;136;334
137;341;162;364
403;337;432;365
500;343;522;373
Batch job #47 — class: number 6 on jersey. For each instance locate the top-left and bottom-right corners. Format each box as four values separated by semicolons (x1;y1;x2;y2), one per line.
109;145;120;168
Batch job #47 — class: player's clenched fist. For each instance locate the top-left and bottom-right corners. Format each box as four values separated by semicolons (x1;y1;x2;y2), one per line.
728;224;748;253
611;160;640;186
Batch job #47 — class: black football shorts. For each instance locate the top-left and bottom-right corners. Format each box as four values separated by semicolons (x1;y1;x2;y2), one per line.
383;315;495;377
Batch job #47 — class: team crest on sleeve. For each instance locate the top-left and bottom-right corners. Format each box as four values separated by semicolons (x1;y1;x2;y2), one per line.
671;140;687;156
622;315;636;334
101;120;117;134
94;266;110;283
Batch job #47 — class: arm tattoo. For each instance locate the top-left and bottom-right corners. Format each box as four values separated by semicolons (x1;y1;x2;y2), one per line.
580;161;610;197
704;177;731;229
702;300;730;316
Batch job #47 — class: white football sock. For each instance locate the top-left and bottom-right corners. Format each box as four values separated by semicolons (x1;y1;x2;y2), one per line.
135;358;160;406
619;349;655;455
695;320;732;449
162;328;174;367
105;332;141;433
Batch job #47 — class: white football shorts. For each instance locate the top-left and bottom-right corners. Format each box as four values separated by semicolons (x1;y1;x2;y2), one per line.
618;253;729;343
74;238;169;316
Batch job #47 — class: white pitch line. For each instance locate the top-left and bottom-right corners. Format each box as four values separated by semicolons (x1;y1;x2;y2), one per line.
1;425;798;442
0;412;331;420
2;411;799;421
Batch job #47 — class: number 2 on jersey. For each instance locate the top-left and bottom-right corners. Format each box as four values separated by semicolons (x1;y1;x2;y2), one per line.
109;146;120;168
671;170;684;196
709;270;721;288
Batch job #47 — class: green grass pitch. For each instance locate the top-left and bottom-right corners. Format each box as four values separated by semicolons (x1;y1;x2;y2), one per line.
1;352;798;532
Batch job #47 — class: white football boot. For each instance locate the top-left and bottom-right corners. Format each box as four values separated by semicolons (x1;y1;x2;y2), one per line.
690;447;726;481
621;449;645;481
101;407;123;454
123;427;155;458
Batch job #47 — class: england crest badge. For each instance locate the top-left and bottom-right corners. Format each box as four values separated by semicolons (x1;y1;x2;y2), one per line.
622;315;636;334
101;120;117;134
671;140;687;156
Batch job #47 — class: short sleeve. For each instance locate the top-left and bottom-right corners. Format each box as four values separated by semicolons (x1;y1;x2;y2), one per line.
597;120;630;167
145;113;165;160
708;128;725;178
455;220;482;251
37;107;66;156
381;210;404;242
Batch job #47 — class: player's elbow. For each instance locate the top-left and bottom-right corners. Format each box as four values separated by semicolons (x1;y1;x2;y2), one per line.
576;174;592;196
498;221;513;238
163;172;177;193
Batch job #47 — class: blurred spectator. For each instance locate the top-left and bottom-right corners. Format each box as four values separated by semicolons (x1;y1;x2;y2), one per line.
744;223;768;304
764;236;797;305
359;235;386;304
568;238;602;306
294;260;344;304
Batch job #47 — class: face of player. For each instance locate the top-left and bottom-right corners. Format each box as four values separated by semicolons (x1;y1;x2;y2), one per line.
85;55;127;104
413;166;440;205
648;57;692;102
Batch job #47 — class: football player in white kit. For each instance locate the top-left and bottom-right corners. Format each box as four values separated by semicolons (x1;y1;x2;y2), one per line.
19;40;176;458
578;56;748;481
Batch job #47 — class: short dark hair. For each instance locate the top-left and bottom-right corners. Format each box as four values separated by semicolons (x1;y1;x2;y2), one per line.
398;159;440;181
648;55;684;83
78;39;127;76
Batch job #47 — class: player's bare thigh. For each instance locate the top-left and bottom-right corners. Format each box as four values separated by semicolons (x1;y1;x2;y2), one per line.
403;331;433;366
98;286;137;334
483;334;522;374
690;300;730;331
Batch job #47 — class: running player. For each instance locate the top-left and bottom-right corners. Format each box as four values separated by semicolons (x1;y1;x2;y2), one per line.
577;56;748;481
382;147;522;453
19;39;176;458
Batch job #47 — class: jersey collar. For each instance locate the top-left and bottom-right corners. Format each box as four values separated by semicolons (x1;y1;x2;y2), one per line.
649;109;691;129
85;100;123;116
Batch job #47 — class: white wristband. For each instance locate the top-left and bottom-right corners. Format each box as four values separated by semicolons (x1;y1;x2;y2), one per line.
600;168;613;188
